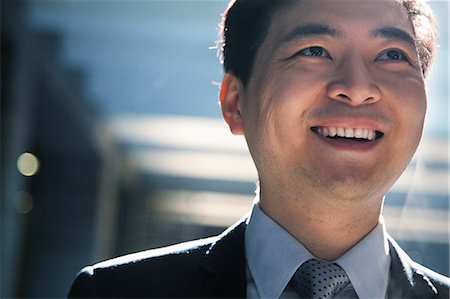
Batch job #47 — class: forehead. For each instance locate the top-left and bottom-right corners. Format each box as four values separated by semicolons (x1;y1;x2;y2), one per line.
267;0;415;43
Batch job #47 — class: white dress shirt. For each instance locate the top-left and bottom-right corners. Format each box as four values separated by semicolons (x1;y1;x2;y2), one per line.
245;200;391;298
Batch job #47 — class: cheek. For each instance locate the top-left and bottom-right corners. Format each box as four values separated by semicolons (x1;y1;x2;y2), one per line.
380;71;426;117
393;78;427;129
262;69;324;112
242;71;315;160
385;77;427;156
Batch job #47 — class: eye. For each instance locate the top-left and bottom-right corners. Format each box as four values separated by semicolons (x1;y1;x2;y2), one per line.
296;46;331;58
377;49;408;62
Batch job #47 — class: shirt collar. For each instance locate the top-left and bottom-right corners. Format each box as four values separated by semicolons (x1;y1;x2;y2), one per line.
336;217;391;299
245;201;315;298
245;199;390;299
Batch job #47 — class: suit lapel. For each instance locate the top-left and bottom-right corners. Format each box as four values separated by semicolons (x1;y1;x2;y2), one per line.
387;237;415;298
387;236;439;298
196;220;445;299
200;218;247;298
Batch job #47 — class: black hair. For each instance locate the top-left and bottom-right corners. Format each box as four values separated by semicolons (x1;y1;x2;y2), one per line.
219;0;285;86
219;0;438;85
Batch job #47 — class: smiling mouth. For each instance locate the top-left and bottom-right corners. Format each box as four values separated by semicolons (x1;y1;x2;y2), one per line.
311;126;384;141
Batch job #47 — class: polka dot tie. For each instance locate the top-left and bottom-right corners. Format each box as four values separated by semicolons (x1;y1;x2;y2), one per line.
290;259;350;299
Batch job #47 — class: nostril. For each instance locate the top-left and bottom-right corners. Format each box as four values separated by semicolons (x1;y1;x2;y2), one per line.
336;94;350;100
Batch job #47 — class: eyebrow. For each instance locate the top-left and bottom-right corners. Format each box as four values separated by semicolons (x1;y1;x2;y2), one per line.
281;23;340;44
371;26;417;48
280;23;417;49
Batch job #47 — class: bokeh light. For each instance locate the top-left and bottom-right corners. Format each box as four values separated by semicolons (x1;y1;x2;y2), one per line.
14;191;34;214
17;152;40;176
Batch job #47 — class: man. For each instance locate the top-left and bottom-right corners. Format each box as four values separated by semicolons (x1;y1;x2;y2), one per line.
69;0;450;298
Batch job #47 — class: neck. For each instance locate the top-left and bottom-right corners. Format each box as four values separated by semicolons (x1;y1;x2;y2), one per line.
258;188;383;261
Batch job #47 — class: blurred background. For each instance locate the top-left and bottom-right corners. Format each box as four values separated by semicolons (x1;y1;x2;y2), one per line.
1;0;448;297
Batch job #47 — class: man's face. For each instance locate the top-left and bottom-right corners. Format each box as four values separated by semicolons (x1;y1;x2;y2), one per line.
232;0;427;202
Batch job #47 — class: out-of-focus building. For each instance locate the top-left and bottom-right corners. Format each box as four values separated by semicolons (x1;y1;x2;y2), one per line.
1;1;448;297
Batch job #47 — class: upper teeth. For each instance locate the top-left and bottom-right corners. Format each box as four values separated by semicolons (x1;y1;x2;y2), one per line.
316;127;377;141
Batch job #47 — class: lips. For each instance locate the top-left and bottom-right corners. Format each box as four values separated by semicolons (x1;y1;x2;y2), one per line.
311;126;384;141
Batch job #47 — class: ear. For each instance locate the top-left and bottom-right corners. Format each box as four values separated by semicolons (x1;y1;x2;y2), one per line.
220;72;245;135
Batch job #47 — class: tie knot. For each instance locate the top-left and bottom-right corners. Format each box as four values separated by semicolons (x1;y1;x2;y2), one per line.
290;259;350;299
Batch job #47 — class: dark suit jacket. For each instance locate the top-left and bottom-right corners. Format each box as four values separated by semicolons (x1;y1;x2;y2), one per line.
68;219;450;298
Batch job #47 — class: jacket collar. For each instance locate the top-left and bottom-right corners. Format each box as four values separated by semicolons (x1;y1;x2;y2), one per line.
387;236;440;298
198;218;445;299
200;217;247;298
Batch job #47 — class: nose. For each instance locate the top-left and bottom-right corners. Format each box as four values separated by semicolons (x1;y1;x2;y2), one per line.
326;57;381;106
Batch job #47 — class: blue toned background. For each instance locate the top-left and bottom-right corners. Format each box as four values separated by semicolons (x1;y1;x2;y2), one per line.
2;0;448;297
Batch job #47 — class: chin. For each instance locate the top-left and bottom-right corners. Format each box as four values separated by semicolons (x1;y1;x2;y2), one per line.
329;187;383;202
319;174;393;202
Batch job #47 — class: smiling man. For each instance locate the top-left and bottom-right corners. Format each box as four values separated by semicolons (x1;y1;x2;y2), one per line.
69;0;449;298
